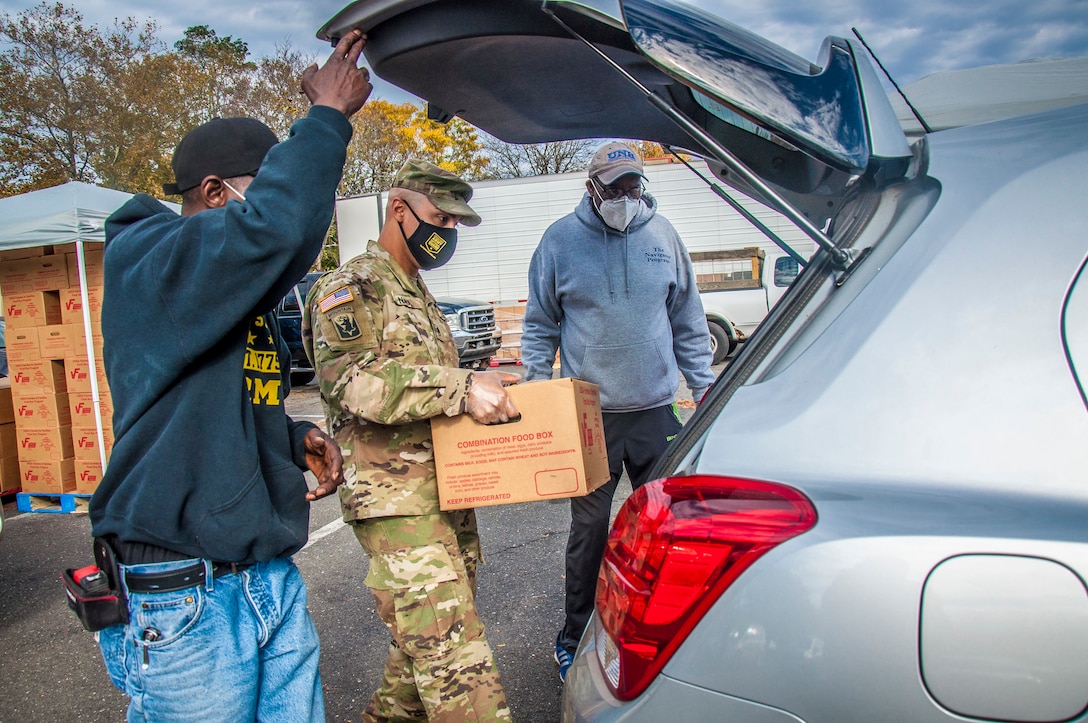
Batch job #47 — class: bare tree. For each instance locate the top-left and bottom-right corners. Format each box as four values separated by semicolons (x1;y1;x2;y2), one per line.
481;135;595;179
237;42;312;139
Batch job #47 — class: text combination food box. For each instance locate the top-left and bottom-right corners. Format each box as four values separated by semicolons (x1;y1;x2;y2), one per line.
431;378;608;510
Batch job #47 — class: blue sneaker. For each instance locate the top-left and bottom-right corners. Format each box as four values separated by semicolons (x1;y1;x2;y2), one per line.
554;631;574;682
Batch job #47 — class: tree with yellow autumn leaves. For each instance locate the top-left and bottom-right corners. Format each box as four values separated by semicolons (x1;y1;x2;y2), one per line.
0;3;490;202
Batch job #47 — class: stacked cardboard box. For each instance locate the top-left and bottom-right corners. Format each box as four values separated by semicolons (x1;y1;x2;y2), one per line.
0;243;113;495
0;378;16;493
493;304;525;362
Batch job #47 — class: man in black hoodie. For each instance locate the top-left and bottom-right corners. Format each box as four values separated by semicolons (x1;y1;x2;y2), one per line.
88;30;371;722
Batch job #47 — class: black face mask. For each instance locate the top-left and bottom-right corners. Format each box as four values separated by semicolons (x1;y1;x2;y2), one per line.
398;200;457;270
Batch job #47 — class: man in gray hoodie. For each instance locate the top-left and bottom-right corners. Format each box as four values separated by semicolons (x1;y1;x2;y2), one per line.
521;142;714;680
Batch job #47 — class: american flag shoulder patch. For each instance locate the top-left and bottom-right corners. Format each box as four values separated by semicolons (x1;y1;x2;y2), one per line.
318;286;354;312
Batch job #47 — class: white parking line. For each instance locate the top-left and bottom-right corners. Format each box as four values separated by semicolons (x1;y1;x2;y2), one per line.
301;517;346;551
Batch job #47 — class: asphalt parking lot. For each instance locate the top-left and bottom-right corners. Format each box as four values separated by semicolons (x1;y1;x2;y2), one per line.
0;364;715;721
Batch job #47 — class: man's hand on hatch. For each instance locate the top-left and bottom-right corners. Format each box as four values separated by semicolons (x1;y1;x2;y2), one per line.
302;29;373;119
303;428;345;501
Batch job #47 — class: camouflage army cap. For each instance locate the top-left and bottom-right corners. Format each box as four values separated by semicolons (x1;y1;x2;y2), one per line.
392;159;481;227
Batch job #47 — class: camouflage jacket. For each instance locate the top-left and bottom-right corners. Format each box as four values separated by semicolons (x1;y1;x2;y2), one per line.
302;240;473;520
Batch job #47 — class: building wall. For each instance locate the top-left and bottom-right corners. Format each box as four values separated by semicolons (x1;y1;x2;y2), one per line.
335;158;814;306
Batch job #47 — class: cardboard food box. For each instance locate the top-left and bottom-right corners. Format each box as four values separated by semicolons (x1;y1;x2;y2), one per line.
0;455;20;494
63;356;109;394
68;392;114;428
8;359;66;393
72;425;113;462
19;458;76;494
11;390;72;428
0;255;69;294
59;286;104;325
4;291;62;327
0;422;16;458
73;458;103;494
16;425;74;462
0;245;44;261
4;327;40;367
38;323;101;360
37;324;71;360
431;378;608;510
65;247;105;288
0;378;12;425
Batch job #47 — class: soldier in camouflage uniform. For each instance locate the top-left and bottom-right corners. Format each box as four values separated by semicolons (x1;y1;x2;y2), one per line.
303;159;520;722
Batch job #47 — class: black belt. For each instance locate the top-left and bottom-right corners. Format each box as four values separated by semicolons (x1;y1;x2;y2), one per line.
124;561;253;594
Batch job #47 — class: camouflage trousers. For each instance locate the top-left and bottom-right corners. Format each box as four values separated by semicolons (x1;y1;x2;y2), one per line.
352;510;512;722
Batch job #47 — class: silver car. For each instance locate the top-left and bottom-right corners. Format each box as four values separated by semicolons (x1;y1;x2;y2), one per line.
320;1;1088;720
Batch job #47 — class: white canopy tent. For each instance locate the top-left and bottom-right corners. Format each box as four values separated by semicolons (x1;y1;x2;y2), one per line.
0;181;174;472
0;181;134;253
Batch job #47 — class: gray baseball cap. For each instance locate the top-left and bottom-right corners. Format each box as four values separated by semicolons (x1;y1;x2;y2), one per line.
587;142;645;185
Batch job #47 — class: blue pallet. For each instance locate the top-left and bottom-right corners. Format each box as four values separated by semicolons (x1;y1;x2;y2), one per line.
16;492;92;514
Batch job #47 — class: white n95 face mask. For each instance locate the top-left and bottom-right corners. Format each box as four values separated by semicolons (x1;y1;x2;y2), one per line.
598;196;640;231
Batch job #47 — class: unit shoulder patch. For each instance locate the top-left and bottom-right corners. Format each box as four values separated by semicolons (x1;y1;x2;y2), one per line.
330;308;363;341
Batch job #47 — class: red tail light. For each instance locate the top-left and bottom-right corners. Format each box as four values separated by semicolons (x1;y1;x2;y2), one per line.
594;475;817;700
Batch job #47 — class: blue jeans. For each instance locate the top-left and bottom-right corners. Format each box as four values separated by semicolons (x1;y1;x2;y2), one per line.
97;556;324;722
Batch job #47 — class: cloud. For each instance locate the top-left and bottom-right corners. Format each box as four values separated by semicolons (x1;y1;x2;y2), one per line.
0;0;335;57
2;0;1085;96
684;0;1088;83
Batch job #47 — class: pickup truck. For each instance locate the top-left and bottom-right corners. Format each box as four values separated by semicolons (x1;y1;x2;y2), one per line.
695;247;801;364
277;274;502;384
435;298;503;370
277;272;322;386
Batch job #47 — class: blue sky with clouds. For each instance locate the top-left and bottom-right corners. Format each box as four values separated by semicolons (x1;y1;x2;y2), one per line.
2;0;1087;103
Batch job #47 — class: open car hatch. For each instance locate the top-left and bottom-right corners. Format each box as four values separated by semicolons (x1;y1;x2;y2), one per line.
317;0;914;261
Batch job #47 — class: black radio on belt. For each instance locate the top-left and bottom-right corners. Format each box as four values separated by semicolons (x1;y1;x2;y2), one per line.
61;537;129;632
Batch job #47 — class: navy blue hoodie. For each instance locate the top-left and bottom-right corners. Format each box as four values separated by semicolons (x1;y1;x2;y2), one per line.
89;106;352;563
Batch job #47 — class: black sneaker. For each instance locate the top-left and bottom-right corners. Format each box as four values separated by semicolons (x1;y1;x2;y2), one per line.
554;631;574;682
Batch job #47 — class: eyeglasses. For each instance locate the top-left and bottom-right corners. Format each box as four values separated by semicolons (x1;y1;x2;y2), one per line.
591;177;645;200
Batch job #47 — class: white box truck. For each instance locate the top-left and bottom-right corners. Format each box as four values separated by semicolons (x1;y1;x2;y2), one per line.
334;159;813;363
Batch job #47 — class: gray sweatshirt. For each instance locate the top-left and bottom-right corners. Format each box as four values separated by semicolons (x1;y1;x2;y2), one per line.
522;192;714;411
